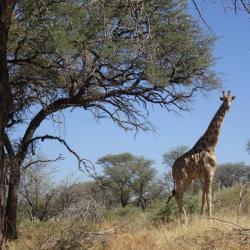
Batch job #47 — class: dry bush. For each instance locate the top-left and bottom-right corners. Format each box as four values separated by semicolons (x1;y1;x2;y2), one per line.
214;184;250;215
7;220;115;250
58;195;104;224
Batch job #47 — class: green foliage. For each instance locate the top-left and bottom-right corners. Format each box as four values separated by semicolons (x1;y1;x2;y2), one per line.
153;193;199;225
7;0;219;134
112;205;142;218
97;153;135;207
184;194;200;214
97;153;157;209
154;199;178;224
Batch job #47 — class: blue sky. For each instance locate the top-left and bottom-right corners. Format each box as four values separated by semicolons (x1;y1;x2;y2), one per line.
36;2;250;180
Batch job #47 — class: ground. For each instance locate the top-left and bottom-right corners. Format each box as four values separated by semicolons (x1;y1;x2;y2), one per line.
7;213;250;250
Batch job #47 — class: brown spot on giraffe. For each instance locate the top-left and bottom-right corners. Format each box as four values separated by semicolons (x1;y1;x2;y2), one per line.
172;91;235;224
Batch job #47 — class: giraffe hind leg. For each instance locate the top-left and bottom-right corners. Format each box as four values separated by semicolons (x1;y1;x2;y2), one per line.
201;189;206;216
175;189;188;224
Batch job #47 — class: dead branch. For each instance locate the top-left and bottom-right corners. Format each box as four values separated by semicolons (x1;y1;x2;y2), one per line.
191;0;212;31
208;217;250;230
23;154;64;170
237;182;250;222
29;135;97;178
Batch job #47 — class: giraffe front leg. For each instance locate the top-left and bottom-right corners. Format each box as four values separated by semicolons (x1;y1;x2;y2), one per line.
201;189;206;216
175;191;187;224
206;184;212;218
204;174;214;218
200;177;206;216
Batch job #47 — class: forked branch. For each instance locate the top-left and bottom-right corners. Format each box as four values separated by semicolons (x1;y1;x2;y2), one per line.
29;135;97;178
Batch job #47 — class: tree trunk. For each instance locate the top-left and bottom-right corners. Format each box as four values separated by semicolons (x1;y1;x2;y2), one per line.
0;135;6;247
138;195;147;211
5;161;21;240
120;194;128;208
0;0;14;244
140;198;146;211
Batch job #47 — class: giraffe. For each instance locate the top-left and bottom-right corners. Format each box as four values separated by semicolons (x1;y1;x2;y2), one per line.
172;91;235;224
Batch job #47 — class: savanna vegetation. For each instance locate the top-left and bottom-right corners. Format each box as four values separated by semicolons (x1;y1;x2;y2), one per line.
7;154;250;250
0;0;250;249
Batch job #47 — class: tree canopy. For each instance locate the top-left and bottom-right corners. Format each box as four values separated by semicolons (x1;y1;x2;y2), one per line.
0;0;220;242
8;0;218;137
97;153;157;209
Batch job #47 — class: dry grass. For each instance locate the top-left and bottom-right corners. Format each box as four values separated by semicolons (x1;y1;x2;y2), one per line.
8;213;250;250
7;184;250;250
92;214;250;250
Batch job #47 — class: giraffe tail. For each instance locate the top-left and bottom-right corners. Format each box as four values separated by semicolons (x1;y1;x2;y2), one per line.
166;189;176;204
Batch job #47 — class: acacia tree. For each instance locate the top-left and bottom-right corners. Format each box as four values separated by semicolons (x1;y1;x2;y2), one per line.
97;153;134;208
97;153;157;210
0;0;219;242
129;157;156;210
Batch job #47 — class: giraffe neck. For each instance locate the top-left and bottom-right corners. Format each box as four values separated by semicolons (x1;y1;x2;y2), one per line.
192;103;228;152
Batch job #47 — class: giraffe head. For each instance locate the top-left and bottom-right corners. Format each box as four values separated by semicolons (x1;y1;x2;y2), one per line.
220;90;235;111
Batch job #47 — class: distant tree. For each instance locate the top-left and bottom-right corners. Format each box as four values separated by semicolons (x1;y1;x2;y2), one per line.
97;153;134;208
162;145;204;195
129;157;156;210
19;161;57;222
214;162;250;189
97;153;157;210
246;140;250;154
163;145;189;169
163;172;174;193
142;178;167;203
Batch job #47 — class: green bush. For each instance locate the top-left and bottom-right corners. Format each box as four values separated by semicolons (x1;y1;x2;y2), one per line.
153;193;200;225
153;199;178;224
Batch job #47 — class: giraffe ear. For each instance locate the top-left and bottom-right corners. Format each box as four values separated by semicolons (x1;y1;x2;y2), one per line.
232;96;236;100
220;97;224;101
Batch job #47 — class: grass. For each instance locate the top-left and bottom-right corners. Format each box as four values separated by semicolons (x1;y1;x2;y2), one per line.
7;185;250;250
97;214;250;250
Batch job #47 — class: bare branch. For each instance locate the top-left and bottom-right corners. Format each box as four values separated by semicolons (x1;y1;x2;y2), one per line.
237;182;250;222
208;217;250;230
3;132;15;158
191;0;212;31
28;135;96;178
23;154;64;170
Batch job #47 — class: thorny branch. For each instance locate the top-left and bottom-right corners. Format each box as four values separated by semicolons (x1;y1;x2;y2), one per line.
191;0;212;31
237;182;250;222
208;217;250;231
23;154;64;170
29;135;97;178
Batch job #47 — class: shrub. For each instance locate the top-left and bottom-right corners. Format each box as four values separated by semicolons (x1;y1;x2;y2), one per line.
153;193;199;225
214;184;250;215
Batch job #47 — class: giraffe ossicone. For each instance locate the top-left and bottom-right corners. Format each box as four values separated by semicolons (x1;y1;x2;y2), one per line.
172;90;235;224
